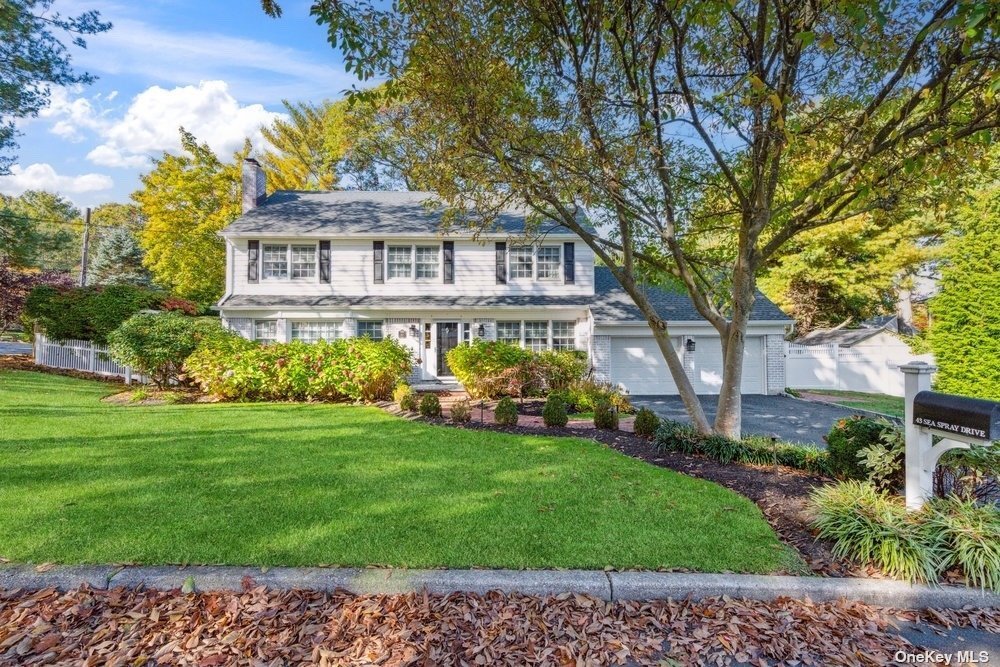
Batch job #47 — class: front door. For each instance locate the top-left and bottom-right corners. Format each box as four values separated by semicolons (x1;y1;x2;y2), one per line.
437;322;459;376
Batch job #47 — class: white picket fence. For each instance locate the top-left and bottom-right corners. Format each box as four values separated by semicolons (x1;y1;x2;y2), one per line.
34;333;142;384
786;342;934;396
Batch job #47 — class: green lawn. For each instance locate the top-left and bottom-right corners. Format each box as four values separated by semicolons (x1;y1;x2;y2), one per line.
0;370;800;573
805;389;904;417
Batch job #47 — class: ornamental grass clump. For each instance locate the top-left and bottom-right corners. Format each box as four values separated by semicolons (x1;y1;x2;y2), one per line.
419;393;442;418
654;419;701;455
811;481;942;583
924;496;1000;591
542;394;568;427
632;407;660;438
494;397;519;426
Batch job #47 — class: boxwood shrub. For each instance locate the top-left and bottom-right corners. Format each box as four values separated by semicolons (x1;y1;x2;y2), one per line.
419;393;442;418
184;333;412;402
542;394;569;427
594;398;619;430
494;397;519;426
632;407;660;438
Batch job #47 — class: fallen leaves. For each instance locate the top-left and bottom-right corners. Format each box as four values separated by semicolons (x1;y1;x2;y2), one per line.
0;585;997;666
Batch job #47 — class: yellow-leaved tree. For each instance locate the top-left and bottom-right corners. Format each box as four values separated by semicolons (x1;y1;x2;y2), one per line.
133;129;250;304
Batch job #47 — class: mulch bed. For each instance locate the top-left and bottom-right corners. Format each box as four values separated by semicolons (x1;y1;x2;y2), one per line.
3;584;997;666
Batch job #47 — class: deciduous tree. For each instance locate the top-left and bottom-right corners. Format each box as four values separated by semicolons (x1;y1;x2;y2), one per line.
0;190;81;270
269;0;1000;436
133;129;248;304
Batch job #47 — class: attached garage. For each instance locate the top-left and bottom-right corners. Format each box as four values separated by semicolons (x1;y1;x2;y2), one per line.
607;333;767;395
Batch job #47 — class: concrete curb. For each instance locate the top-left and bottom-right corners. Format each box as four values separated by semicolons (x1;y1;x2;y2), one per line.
2;565;999;609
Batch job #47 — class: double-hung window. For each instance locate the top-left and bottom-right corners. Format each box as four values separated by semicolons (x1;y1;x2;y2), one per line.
291;321;339;342
415;245;440;279
551;321;575;350
387;246;412;279
524;321;549;352
497;321;521;344
509;246;533;279
290;245;316;279
536;246;561;280
357;320;384;340
254;320;278;344
262;244;288;279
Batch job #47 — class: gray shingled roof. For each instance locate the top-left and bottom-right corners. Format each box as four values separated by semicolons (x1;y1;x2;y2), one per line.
794;327;887;347
219;266;791;323
589;267;792;323
220;190;585;236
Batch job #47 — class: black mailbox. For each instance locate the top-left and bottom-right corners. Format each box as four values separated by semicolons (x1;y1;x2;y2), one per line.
912;391;1000;442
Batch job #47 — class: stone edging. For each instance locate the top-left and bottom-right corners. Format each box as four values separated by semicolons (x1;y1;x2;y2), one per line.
2;565;998;609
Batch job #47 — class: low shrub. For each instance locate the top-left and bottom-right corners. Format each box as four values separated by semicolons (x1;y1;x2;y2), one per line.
567;378;633;414
394;384;417;411
594;399;618;430
924;497;1000;591
826;416;892;480
633;407;660;438
446;341;531;398
811;481;941;583
494;397;519;426
857;425;906;492
184;334;413;402
450;398;472;424
107;313;224;388
936;446;1000;502
24;284;166;344
536;350;587;391
542;394;569;427
654;419;701;455
419;393;442;418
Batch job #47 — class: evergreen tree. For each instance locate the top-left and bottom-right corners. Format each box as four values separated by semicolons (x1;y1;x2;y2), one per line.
90;226;152;286
929;184;1000;400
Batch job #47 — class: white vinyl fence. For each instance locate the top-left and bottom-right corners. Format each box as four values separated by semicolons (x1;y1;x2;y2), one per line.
786;342;934;397
34;333;142;384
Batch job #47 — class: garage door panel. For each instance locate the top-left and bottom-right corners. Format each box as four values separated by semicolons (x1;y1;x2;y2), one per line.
690;336;764;395
609;337;680;395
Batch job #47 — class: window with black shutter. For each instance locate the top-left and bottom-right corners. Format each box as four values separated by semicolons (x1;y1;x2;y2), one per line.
247;240;259;283
443;241;454;284
495;242;507;284
373;241;384;284
563;242;575;284
319;240;331;283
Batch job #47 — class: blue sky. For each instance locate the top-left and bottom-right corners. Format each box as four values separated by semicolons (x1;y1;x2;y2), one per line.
2;0;361;208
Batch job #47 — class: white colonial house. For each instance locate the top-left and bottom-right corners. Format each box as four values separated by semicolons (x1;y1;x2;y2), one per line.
216;159;792;395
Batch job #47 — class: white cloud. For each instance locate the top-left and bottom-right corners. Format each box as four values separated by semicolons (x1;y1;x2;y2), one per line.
38;86;112;142
86;80;285;168
0;163;114;195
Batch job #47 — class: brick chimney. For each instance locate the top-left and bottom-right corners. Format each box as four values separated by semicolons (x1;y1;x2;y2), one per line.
241;158;266;213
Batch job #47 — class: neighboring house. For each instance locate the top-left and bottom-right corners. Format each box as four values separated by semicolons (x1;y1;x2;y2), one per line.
216;159;792;395
788;319;931;396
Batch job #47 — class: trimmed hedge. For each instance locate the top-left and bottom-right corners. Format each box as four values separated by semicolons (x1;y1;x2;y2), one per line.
184;332;412;402
542;394;568;427
494;397;519;426
24;284;165;344
633;407;660;438
654;419;832;476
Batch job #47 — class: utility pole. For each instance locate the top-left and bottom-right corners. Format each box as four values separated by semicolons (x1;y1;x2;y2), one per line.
79;207;91;287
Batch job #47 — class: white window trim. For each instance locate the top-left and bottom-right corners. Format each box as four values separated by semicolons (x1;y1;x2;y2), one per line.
386;245;414;281
261;242;319;282
496;319;577;352
289;320;341;343
253;319;278;344
414;244;441;281
507;244;562;282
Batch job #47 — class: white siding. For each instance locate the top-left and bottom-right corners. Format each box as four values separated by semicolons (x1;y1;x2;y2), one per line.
230;238;595;298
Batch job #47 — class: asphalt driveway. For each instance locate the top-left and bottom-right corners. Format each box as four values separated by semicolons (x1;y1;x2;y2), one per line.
631;394;865;447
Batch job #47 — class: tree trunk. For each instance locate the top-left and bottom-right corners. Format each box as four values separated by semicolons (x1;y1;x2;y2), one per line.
713;259;757;438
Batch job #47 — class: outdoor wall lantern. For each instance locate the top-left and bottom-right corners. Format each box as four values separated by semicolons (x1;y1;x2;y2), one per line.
686;339;696;352
409;324;419;336
477;324;486;337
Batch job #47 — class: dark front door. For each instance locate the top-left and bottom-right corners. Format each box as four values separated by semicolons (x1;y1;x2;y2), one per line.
437;322;459;376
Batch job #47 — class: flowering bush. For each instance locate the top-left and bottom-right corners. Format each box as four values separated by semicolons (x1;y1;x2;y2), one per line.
184;333;412;402
446;340;586;399
107;313;224;387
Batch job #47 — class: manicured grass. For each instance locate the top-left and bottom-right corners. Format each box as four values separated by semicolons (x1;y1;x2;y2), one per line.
0;370;801;573
805;389;904;417
568;411;594;421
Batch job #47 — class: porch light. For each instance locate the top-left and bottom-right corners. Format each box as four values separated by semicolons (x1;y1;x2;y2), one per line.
409;324;419;335
686;339;696;352
477;324;486;337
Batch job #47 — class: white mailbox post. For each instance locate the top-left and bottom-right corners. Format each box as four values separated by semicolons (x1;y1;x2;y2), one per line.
900;361;1000;510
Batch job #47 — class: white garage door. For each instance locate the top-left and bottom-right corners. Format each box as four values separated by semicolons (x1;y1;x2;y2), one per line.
609;336;681;394
689;336;765;395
